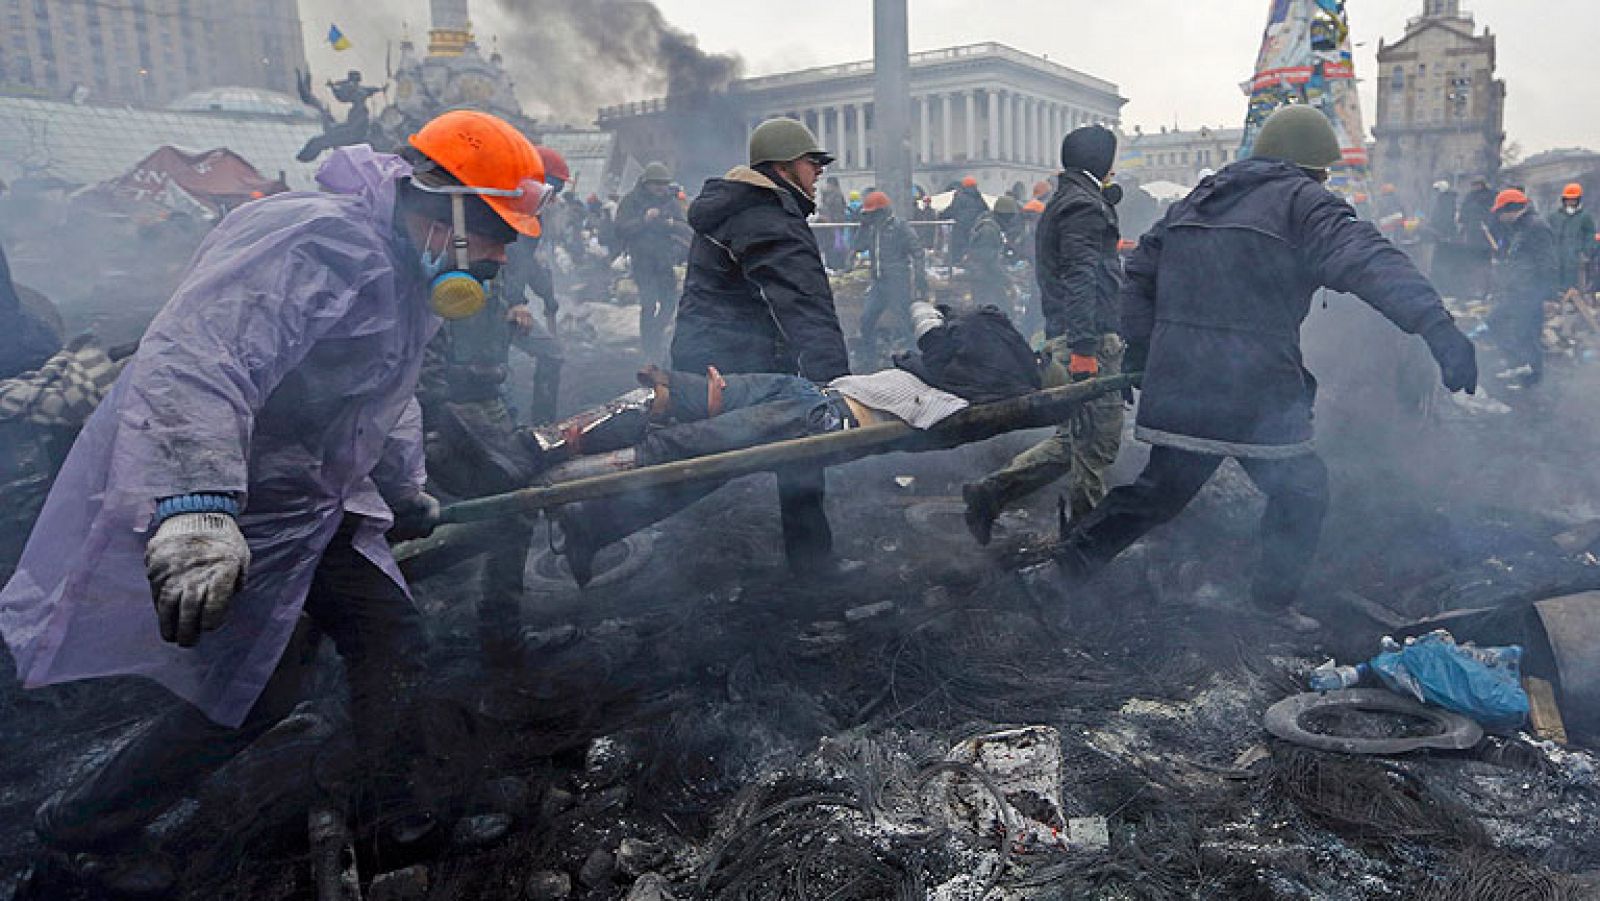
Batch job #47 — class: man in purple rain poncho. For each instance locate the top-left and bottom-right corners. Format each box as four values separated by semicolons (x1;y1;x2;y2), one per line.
0;110;550;881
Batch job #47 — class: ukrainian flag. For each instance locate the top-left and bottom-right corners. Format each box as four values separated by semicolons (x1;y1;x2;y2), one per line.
327;24;352;52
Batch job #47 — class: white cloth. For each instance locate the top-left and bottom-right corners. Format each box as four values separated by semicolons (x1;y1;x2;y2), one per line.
829;369;968;430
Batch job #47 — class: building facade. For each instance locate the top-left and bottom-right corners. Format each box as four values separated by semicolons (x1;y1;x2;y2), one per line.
1116;126;1246;189
0;0;306;107
1501;149;1600;213
1371;0;1505;202
599;43;1125;196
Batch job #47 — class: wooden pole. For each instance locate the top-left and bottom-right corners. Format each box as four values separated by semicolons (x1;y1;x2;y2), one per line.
436;374;1138;526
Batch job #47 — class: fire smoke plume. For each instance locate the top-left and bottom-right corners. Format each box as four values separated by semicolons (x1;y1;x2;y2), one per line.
490;0;743;125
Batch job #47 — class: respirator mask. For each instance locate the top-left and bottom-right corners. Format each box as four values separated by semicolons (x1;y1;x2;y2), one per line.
410;177;554;319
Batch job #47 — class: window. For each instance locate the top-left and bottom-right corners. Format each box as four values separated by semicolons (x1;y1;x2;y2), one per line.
1391;67;1405;91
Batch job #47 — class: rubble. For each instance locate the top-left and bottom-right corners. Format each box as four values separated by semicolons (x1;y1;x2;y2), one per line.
523;870;572;901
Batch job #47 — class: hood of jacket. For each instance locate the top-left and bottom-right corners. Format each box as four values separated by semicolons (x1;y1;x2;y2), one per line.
1183;157;1317;219
314;144;413;233
689;165;812;235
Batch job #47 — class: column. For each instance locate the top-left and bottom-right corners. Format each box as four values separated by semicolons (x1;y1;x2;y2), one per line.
1001;93;1012;162
987;89;1000;161
940;92;953;165
1012;92;1024;162
1032;97;1043;164
1035;100;1047;164
965;91;978;162
918;95;931;164
835;106;848;165
856;102;869;171
814;107;828;157
1025;97;1037;165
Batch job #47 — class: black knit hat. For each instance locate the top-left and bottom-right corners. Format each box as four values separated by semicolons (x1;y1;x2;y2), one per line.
1060;125;1117;181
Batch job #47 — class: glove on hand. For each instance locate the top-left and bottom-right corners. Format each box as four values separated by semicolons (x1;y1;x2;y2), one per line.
145;512;251;647
1067;353;1100;382
1422;321;1478;395
389;491;441;541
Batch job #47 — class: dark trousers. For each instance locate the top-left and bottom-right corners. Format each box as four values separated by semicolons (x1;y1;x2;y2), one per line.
859;277;912;348
1066;445;1330;609
37;521;428;850
634;263;679;357
1488;299;1545;378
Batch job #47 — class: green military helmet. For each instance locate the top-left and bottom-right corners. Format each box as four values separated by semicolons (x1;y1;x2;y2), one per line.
1251;105;1342;169
641;161;673;184
749;117;835;167
992;195;1021;215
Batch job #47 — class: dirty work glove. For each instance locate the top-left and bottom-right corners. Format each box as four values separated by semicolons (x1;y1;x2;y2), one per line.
389;492;441;541
1422;321;1478;395
1067;352;1100;382
145;513;251;647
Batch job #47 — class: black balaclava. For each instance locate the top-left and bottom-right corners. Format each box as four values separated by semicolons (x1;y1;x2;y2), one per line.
1060;126;1117;181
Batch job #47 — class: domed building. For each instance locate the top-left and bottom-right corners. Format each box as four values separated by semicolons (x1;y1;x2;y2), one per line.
168;87;320;121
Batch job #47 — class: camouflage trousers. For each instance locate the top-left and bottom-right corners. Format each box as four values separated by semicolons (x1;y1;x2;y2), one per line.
978;333;1125;520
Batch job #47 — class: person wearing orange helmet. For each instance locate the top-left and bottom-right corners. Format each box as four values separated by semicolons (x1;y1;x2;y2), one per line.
1548;182;1595;292
850;190;928;358
946;175;989;267
1487;188;1557;386
419;142;572;665
7;109;546;889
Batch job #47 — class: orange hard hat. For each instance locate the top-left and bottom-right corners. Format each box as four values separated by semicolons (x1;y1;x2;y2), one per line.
1491;188;1529;212
1023;199;1045;213
862;190;891;212
961;176;978;188
408;110;547;237
1032;180;1051;197
535;145;570;185
1562;182;1583;200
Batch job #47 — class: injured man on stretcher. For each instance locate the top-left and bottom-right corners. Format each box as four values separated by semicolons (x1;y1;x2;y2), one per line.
428;303;1049;585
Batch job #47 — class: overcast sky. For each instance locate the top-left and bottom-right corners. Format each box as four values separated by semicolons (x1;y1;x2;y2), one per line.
300;0;1594;158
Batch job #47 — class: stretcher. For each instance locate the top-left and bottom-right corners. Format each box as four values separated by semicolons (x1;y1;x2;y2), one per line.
395;373;1139;580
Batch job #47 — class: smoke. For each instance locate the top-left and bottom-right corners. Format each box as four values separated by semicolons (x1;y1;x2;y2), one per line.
489;0;743;125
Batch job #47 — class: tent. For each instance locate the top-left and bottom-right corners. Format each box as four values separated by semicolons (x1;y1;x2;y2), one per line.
927;189;1000;214
1139;180;1190;202
102;146;288;219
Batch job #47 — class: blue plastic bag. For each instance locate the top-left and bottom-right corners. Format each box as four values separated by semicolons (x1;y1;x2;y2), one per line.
1368;630;1529;732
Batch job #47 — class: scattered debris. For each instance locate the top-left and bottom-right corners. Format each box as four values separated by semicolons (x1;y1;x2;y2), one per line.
615;838;666;879
844;600;896;622
367;865;428;901
523;870;572;901
1264;689;1484;755
451;813;511;848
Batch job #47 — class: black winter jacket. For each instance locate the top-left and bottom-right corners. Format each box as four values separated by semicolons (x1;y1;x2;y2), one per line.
852;213;928;294
1123;158;1453;456
670;165;851;382
614;185;690;270
1037;169;1122;349
1494;213;1558;307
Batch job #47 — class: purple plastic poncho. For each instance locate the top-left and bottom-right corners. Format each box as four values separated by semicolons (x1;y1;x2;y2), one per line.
0;146;438;727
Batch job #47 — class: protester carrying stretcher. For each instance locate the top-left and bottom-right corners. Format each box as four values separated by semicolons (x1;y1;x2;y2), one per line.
0;110;549;893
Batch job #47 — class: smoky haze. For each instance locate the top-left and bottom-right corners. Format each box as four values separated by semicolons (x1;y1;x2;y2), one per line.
489;0;742;125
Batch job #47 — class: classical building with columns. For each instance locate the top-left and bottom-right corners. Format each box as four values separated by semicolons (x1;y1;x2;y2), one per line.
598;43;1124;196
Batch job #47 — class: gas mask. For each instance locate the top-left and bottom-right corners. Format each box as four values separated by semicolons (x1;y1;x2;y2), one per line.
1102;182;1124;206
410;176;554;319
417;195;491;319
